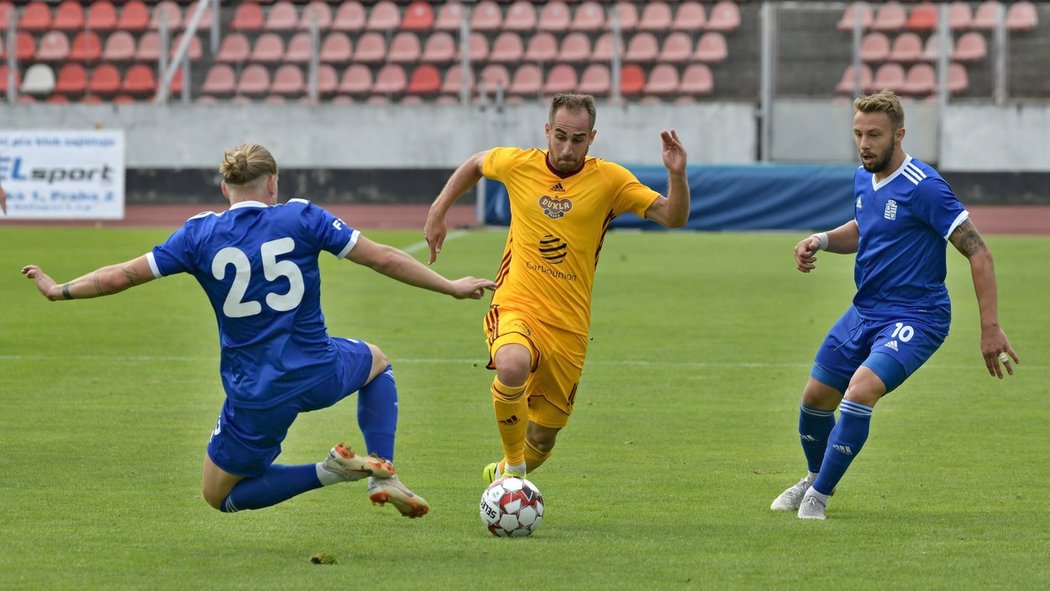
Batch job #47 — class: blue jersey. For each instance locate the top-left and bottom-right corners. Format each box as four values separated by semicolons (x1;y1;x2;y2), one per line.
147;199;359;409
852;156;968;323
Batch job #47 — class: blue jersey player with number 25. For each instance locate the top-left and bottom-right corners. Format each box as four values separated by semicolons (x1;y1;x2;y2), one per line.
22;144;496;518
770;91;1019;521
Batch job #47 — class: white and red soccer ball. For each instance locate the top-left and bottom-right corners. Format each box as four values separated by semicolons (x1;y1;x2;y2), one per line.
479;477;545;537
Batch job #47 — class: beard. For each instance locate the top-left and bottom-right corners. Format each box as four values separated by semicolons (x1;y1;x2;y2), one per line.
860;144;895;174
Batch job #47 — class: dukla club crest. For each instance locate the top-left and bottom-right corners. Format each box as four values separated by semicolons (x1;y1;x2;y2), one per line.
539;195;573;219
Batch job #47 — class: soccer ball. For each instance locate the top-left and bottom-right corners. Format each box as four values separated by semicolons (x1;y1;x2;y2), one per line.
479;477;545;537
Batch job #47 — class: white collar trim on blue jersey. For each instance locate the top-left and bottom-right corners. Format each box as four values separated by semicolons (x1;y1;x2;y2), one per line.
228;200;269;210
871;154;912;192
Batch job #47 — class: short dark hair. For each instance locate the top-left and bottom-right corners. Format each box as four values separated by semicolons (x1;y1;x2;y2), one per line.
854;89;905;130
549;94;597;130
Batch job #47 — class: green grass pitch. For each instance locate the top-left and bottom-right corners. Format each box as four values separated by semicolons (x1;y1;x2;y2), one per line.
1;226;1047;590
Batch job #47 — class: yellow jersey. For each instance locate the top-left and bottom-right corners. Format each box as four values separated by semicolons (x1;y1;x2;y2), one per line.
482;147;662;337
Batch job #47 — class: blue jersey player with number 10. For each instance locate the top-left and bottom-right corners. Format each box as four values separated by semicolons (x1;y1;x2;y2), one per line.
22;143;496;518
770;90;1020;521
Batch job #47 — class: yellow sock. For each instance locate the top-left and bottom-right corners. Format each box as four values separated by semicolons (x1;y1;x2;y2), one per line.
524;439;552;473
491;376;528;468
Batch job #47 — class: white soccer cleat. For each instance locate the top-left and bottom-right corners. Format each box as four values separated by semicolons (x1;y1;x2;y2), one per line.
368;475;430;518
321;443;394;482
797;493;827;521
770;475;815;511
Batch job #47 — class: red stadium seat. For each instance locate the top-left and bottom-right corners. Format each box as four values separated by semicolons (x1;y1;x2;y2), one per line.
889;32;923;62
69;31;102;62
135;32;162;62
14;31;34;61
905;3;938;31
462;32;489;63
354;32;387;64
407;64;441;94
524;32;557;63
332;2;366;33
543;63;578;95
48;94;69;104
237;64;271;96
835;63;873;94
441;64;474;96
706;1;741;32
537;1;571;33
607;2;638;32
271;64;304;95
434;2;464;32
872;2;906;32
88;64;121;95
623;32;658;62
860;32;890;63
902;62;935;95
388;32;421;64
266;1;298;31
399;95;423;106
53;1;85;32
953;31;987;62
317;64;338;95
591;33;614;62
508;63;542;96
37;31;71;62
171;33;202;62
401;2;434;32
102;31;136;62
122;63;156;95
232;2;264;32
0;2;14;31
873;62;906;93
251;33;285;63
285;32;312;63
571;1;605;33
644;63;679;95
922;34;949;62
217;33;251;63
559;32;591;63
0;65;20;94
117;1;150;32
299;1;332;31
112;94;135;105
86;2;117;32
471;1;502;32
503;1;537;32
373;63;407;94
678;63;713;96
80;94;103;104
421;32;456;63
19;1;52;32
320;32;353;63
638;2;672;32
577;63;610;96
948;62;969;93
479;63;510;92
672;1;706;31
490;32;524;64
339;63;373;95
972;1;1002;30
694;32;727;63
619;63;645;95
199;63;235;95
366;0;401;31
1006;1;1038;31
150;1;182;31
658;32;692;63
837;2;873;31
949;1;973;30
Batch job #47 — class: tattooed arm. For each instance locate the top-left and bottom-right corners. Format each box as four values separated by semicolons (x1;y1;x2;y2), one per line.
22;255;157;301
948;219;1019;378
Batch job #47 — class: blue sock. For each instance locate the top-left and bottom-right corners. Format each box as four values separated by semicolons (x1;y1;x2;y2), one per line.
811;400;873;496
799;404;836;474
358;364;398;462
220;464;322;513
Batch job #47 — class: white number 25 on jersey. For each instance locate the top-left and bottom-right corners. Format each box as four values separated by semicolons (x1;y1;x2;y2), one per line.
211;237;305;318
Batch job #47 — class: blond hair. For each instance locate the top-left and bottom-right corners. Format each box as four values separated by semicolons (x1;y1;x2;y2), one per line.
854;90;905;130
549;93;597;130
219;144;278;185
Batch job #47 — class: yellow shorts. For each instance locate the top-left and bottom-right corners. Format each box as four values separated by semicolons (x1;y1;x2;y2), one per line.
484;306;587;429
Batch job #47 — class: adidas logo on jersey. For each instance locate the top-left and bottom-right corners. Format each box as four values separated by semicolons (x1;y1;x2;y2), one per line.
548;182;565;192
884;340;899;351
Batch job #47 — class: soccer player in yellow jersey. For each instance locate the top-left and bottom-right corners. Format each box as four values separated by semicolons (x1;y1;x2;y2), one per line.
424;94;690;482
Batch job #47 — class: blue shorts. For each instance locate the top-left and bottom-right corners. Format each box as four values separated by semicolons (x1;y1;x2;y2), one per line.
811;306;947;395
207;338;373;478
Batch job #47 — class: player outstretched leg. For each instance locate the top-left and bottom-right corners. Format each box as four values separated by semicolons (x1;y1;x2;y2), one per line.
771;403;836;511
798;399;874;520
367;475;430;518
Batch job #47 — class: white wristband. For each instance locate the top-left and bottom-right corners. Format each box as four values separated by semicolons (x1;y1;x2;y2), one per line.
813;232;829;251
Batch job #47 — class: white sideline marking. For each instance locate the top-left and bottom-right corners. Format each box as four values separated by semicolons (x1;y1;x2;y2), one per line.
401;230;467;256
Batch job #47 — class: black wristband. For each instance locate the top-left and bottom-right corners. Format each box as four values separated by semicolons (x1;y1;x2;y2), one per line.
62;284;73;300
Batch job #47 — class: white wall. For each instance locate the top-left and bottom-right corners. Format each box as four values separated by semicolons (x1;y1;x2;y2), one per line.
0;102;756;168
941;103;1050;171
